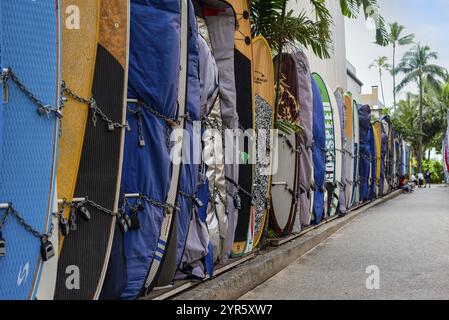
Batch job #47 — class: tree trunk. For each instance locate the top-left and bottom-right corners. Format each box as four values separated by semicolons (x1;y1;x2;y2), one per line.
418;76;424;172
393;44;396;112
379;69;386;107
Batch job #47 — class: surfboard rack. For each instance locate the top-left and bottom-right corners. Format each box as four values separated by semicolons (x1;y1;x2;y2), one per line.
0;203;9;210
57;198;86;204
124;193;141;199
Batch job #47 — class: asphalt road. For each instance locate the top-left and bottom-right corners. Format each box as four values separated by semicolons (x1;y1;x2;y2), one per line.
241;185;449;300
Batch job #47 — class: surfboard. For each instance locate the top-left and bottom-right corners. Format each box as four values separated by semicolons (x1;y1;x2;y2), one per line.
381;116;392;194
194;21;226;271
311;75;326;224
271;53;300;236
294;51;314;227
57;1;100;252
331;89;343;216
0;0;61;300
55;0;129;300
373;121;382;197
368;124;377;200
352;100;360;207
108;0;185;300
312;73;339;217
358;105;371;203
157;0;201;288
229;0;255;257
344;94;354;208
252;36;274;248
197;0;237;264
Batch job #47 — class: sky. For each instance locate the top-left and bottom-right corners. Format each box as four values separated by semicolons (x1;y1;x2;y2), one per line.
345;0;449;108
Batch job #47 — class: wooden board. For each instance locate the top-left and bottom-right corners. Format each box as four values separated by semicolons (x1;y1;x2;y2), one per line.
58;0;100;252
55;0;129;300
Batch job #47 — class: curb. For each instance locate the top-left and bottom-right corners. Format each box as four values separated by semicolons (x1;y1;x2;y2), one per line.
173;190;403;300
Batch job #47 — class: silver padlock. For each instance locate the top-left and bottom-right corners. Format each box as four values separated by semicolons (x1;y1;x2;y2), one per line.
40;235;55;261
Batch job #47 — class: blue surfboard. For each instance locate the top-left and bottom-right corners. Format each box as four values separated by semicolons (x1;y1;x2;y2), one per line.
358;105;371;203
368;125;377;201
0;0;61;300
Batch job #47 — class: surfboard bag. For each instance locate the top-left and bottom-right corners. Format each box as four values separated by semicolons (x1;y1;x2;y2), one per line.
171;1;202;284
195;1;238;262
271;53;300;236
311;76;326;224
293;51;313;227
176;29;228;280
380;128;388;196
334;92;347;214
368;125;377;201
106;0;182;300
358;105;371;203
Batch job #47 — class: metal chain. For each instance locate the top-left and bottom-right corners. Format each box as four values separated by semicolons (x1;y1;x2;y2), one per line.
1;205;49;239
127;106;145;147
140;194;178;212
61;81;128;130
1;68;62;119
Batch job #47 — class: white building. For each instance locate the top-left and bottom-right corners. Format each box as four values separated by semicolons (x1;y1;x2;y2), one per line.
288;0;347;91
346;60;363;103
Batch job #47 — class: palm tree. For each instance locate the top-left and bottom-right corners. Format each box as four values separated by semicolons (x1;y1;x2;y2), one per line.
396;44;447;171
339;0;389;46
388;23;415;111
251;0;388;124
369;56;389;106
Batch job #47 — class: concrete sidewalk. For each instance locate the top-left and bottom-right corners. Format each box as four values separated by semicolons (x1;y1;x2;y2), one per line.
241;185;449;300
174;190;402;300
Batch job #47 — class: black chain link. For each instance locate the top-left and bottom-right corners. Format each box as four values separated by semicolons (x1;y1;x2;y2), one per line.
0;204;52;239
1;68;62;119
61;81;128;130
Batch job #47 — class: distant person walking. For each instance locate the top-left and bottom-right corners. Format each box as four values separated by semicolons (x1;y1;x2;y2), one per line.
425;170;431;188
418;172;424;188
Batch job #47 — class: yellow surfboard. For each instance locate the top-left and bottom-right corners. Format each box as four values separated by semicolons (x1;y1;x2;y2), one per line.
58;0;100;251
252;36;275;249
373;121;382;195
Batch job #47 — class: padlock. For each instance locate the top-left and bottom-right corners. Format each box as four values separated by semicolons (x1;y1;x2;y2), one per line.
117;215;129;233
40;236;55;261
122;211;132;230
136;201;145;212
233;194;242;211
192;196;203;208
139;135;146;148
0;232;6;257
250;196;256;207
76;204;91;222
108;122;115;132
59;215;70;237
69;207;77;231
130;211;140;230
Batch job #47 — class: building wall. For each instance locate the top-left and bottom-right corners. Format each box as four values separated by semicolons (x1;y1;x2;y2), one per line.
347;77;363;102
288;0;347;91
